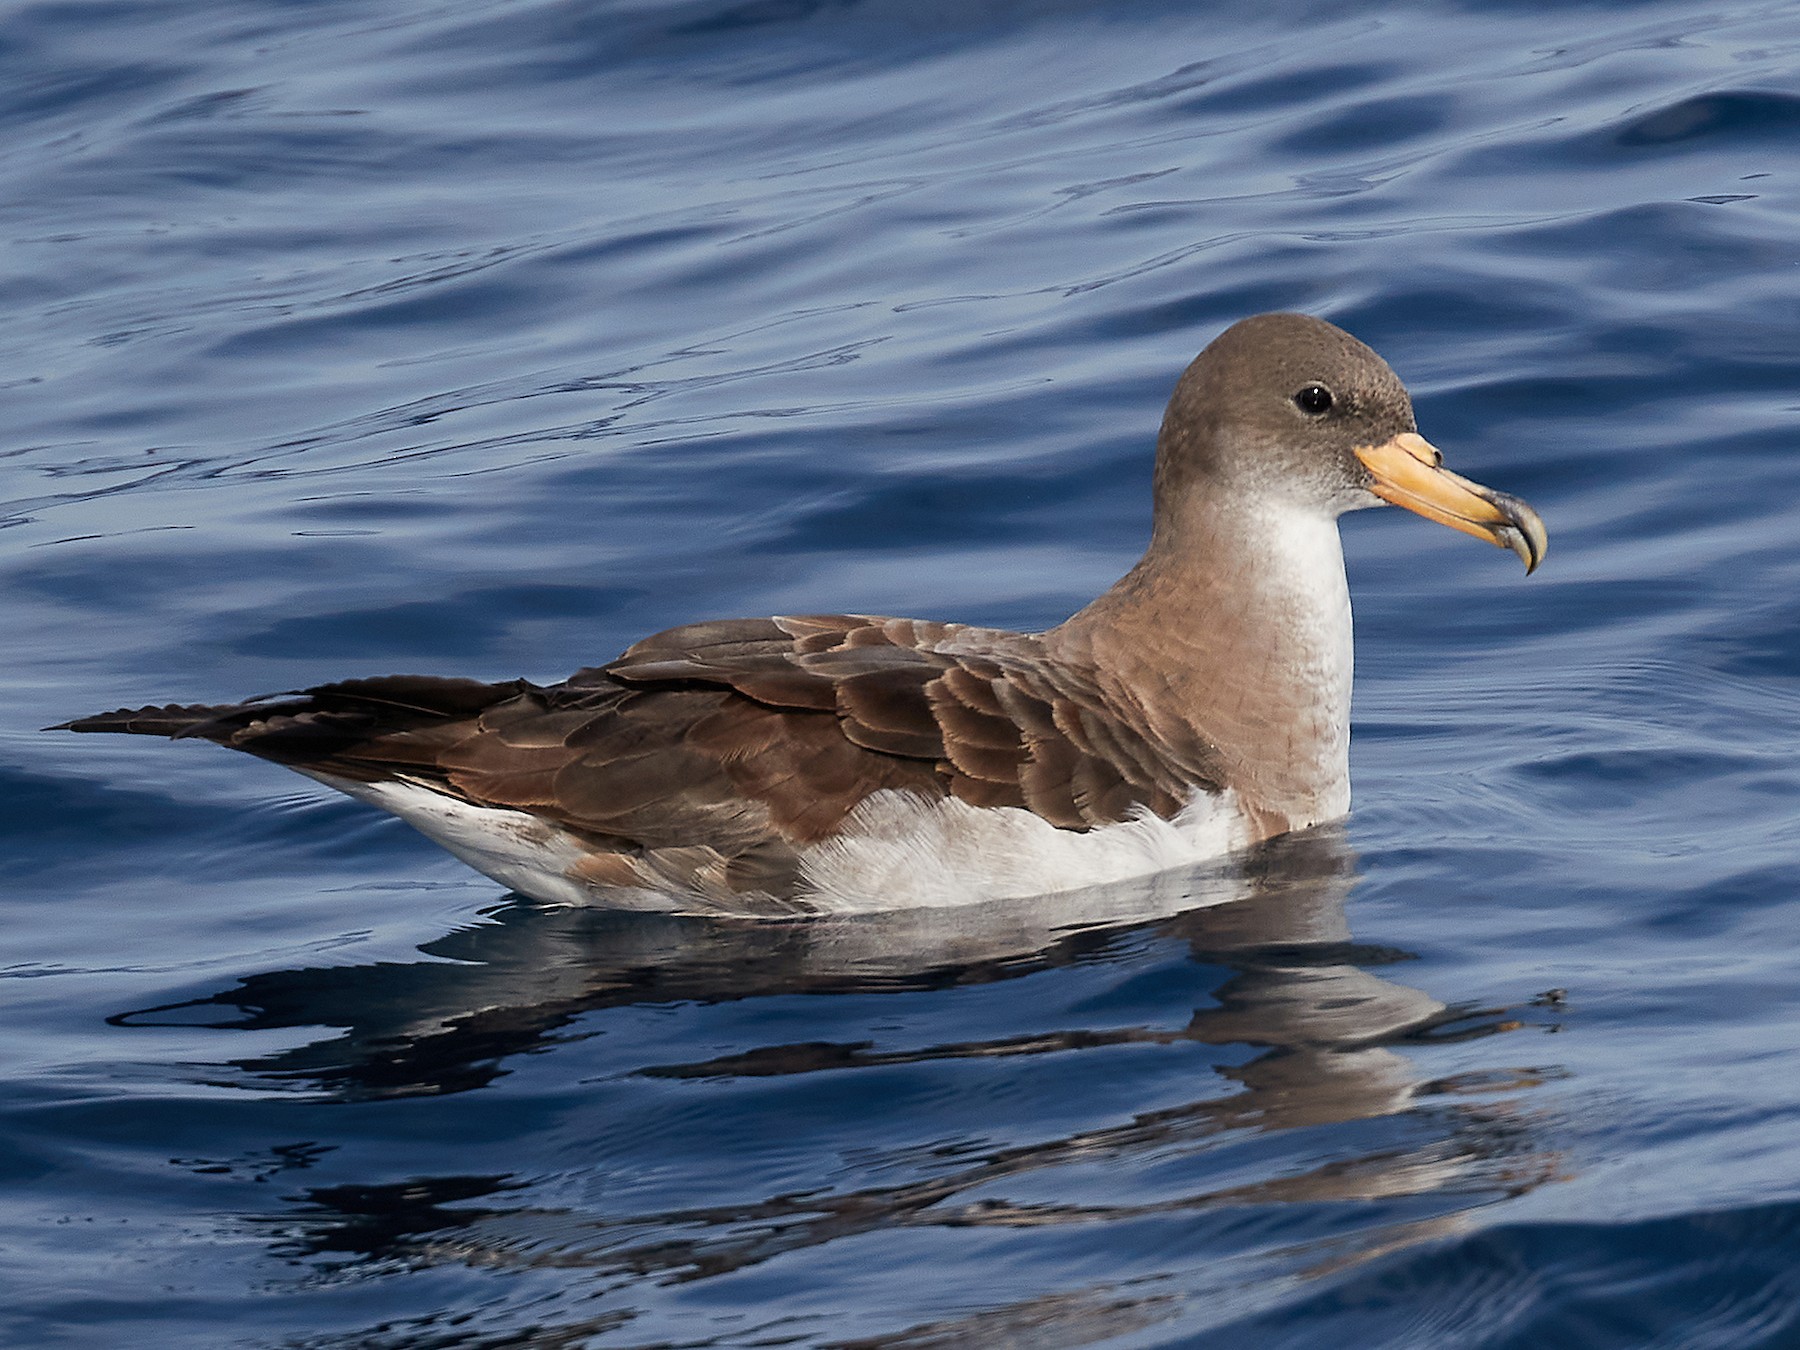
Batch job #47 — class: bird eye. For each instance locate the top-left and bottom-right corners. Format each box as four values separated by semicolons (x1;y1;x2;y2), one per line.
1294;384;1334;416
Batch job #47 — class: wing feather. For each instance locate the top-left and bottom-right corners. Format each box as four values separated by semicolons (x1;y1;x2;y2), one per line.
64;613;1225;903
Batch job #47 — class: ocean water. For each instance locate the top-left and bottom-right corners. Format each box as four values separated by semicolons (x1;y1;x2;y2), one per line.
5;0;1800;1344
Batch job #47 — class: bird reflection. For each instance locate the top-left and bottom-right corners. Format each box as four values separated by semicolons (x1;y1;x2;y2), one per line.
117;829;1562;1346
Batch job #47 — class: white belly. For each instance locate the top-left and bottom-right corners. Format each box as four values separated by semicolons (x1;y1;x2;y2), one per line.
302;774;1253;916
795;788;1253;913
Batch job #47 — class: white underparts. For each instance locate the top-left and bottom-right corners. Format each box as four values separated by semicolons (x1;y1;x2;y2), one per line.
299;771;1255;915
296;771;656;910
1235;496;1356;823
795;788;1255;913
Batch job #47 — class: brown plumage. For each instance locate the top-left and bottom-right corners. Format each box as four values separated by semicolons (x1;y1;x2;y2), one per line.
62;614;1215;903
57;313;1546;912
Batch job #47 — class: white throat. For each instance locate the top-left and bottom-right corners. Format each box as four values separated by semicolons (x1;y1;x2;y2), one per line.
1241;497;1354;824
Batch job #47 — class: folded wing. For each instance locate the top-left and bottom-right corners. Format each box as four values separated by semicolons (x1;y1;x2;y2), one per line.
62;614;1225;902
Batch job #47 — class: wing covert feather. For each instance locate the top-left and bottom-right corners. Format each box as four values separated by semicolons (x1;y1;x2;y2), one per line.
103;615;1228;901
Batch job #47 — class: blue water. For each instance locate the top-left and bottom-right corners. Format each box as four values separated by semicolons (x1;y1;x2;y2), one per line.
5;0;1800;1344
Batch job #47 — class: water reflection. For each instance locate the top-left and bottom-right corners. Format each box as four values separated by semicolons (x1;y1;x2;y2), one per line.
118;830;1562;1344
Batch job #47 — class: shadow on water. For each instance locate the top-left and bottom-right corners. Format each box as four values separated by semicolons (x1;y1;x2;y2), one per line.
113;830;1564;1343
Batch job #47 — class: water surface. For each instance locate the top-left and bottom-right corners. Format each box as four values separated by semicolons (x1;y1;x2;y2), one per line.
5;0;1800;1345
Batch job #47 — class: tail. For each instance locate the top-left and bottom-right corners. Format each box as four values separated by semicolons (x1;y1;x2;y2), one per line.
53;675;533;765
54;702;267;739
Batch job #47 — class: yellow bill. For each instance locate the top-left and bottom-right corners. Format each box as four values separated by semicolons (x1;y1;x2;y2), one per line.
1355;432;1547;574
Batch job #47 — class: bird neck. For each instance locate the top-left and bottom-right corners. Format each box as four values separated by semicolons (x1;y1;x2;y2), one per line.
1047;492;1354;837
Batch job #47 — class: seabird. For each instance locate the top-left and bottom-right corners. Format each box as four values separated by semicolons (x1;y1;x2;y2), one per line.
58;313;1546;915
